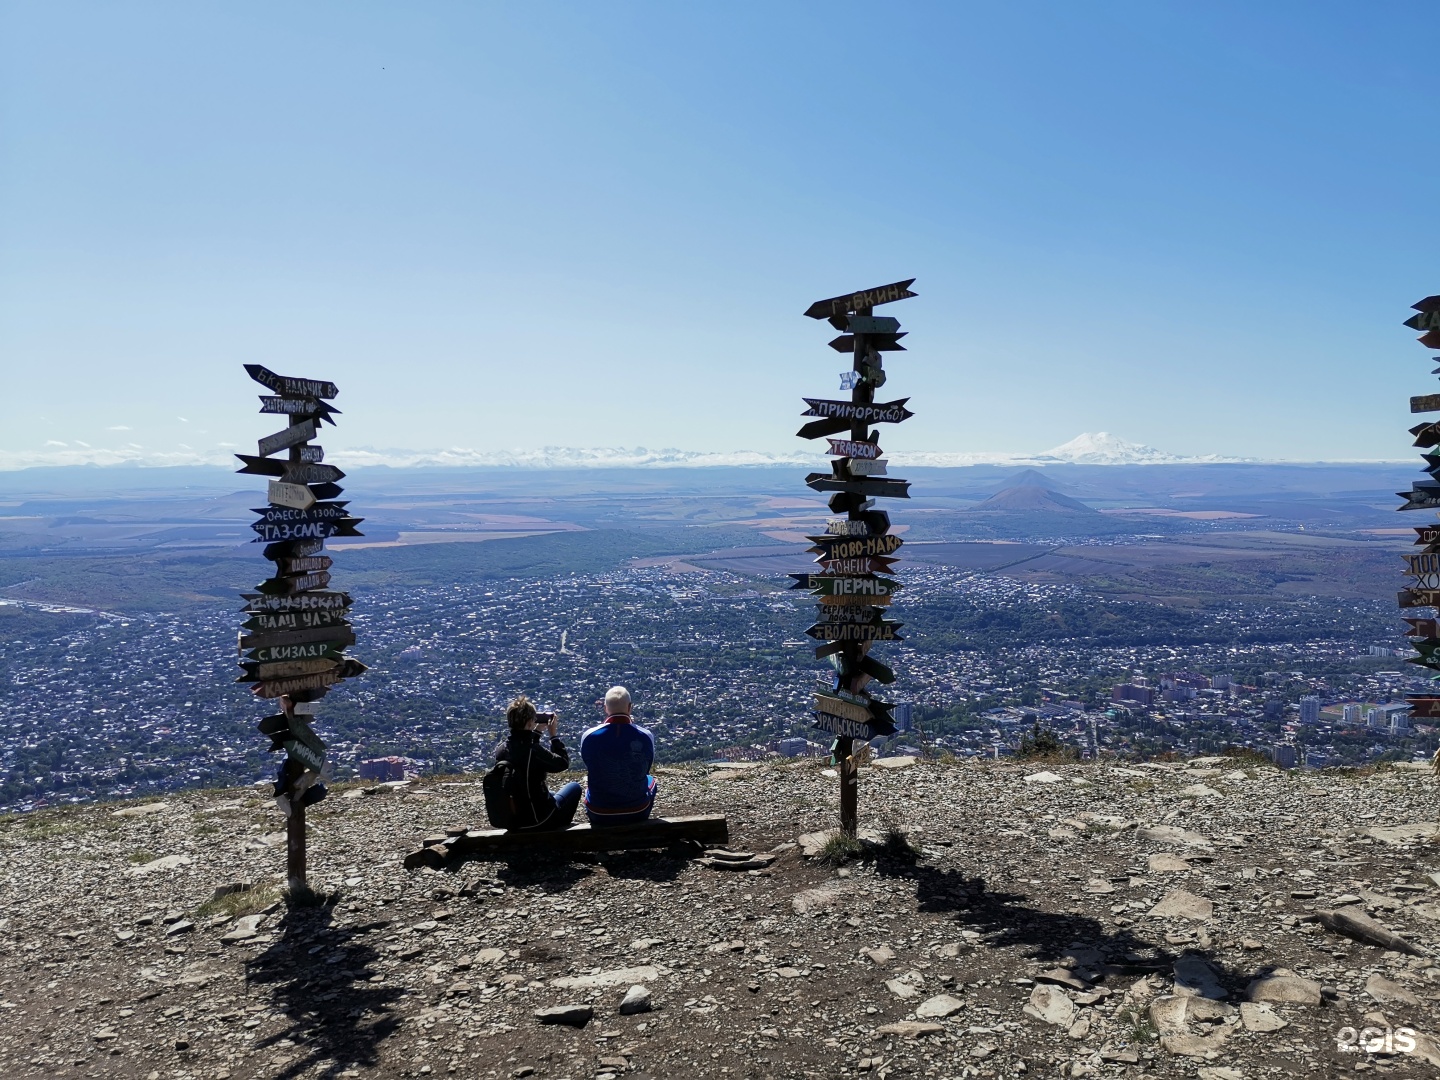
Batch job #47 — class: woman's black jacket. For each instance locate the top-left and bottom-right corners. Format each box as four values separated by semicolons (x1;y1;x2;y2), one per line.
496;731;570;828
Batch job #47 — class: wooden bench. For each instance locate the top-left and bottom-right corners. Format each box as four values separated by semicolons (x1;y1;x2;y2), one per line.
403;814;729;868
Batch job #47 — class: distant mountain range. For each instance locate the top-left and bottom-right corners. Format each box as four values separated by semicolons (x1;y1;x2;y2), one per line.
0;431;1409;474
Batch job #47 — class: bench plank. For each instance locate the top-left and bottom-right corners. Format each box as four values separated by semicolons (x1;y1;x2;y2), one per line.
406;815;728;866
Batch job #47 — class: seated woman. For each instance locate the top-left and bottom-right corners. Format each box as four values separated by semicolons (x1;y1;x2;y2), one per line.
495;696;582;831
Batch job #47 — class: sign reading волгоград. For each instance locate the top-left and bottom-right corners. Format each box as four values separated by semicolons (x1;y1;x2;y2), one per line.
791;280;918;836
238;364;367;891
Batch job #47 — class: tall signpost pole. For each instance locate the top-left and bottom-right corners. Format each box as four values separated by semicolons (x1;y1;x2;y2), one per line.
237;365;367;893
795;280;917;836
1399;299;1440;745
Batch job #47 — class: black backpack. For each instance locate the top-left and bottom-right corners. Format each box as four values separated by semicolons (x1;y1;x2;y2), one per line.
481;759;518;829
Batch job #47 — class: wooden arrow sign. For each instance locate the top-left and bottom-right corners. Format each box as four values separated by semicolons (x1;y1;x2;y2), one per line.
268;481;317;510
236;454;288;477
1399;589;1440;608
246;639;346;664
827;438;882;459
845;315;901;334
1398;488;1440;511
841;458;887;477
252;502;349;523
308;482;345;502
277;555;332;575
1405;696;1440;718
259;396;340;421
280;463;345;485
819;593;893;608
239;658;341;682
253;571;332;595
812;711;894;741
1405;311;1440;331
856;654;895;684
240;625;357;651
812;604;885;624
804;279;917;319
250;518;362;543
1404;617;1440;638
241;590;351;614
808;533;904;559
1414;296;1440;313
1419;331;1440;350
828;333;907;353
1412;394;1440;414
812;692;876;725
805;474;910;499
818;555;897;575
1415;526;1440;547
263;538;325;561
801;398;913;424
1404;553;1440;575
789;574;902;597
244;607;350;633
254;670;343;698
806;622;904;642
257;420;318;457
1412;422;1440;448
245;364;339;400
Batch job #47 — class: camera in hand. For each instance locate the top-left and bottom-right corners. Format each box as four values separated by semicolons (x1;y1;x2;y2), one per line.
537;712;556;722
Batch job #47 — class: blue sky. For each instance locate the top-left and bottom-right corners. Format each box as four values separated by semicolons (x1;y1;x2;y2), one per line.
1;1;1435;466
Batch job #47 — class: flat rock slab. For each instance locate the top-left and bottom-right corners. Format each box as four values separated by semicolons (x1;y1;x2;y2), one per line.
1161;1029;1229;1058
1147;889;1214;922
1179;784;1223;799
534;1005;593;1027
872;756;917;770
1173;956;1226;999
1137;825;1212;848
111;802;169;818
219;915;265;944
885;979;919;1000
1023;771;1064;784
127;855;191;876
874;1021;943;1038
1239;1001;1288;1031
914;993;963;1019
1363;822;1439;845
1023;984;1075;1028
1148;853;1193;873
1364;973;1420;1006
1246;970;1322;1005
552;966;661;990
863;946;895;966
792;883;849;915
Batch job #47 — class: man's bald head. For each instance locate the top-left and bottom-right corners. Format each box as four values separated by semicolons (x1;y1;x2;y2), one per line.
604;686;632;716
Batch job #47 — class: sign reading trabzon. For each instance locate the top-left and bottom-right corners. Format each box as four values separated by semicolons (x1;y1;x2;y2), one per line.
791;278;918;838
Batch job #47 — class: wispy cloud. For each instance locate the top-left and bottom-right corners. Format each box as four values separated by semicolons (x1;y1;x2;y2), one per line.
74;440;91;448
106;425;132;431
177;417;190;423
44;440;67;447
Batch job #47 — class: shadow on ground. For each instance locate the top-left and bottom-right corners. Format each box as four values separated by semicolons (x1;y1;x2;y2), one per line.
244;896;404;1080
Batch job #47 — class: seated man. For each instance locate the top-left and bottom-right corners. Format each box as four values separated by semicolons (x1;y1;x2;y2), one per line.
580;685;657;827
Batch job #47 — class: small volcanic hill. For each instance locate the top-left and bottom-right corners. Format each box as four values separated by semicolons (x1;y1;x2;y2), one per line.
970;478;1098;514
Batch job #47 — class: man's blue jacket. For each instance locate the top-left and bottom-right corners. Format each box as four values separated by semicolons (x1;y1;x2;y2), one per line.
580;716;656;813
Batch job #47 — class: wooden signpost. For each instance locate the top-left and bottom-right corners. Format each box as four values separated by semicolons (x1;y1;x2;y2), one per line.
238;364;366;893
793;280;917;836
1395;296;1440;738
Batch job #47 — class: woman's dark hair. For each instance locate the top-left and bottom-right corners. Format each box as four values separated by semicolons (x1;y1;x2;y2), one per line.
506;695;537;735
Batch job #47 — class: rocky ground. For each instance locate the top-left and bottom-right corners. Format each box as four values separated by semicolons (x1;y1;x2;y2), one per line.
2;755;1440;1080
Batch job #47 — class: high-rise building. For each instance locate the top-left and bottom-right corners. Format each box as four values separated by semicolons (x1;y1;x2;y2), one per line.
1272;744;1298;769
1299;696;1321;724
1342;704;1361;725
893;702;913;733
1112;684;1154;706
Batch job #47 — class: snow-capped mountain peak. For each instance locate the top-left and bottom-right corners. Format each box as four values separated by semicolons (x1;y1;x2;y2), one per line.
1037;432;1180;465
